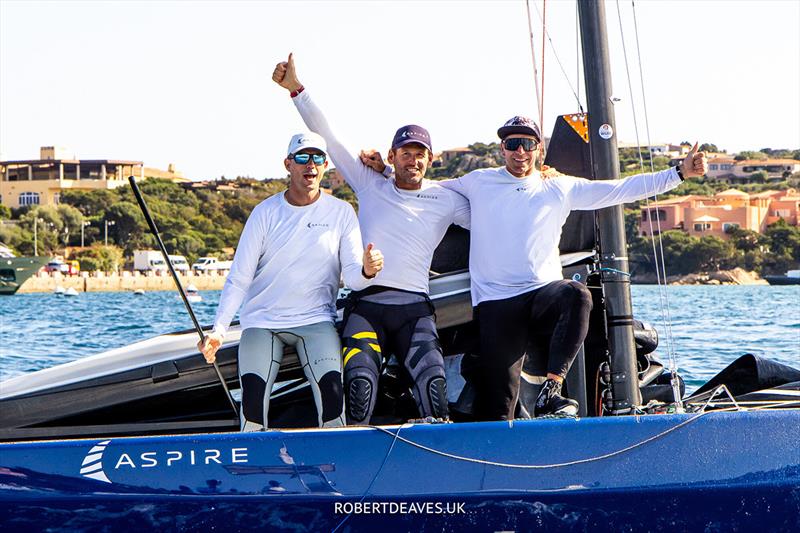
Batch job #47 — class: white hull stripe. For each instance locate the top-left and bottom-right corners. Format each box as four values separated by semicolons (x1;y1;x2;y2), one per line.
81;453;103;466
80;463;103;474
88;444;108;454
83;471;111;483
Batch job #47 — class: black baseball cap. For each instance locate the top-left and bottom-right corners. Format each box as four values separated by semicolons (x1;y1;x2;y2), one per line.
391;124;432;152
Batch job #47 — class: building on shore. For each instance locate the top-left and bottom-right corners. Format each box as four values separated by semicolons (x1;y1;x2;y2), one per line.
704;156;800;184
0;147;189;209
617;142;692;160
639;188;799;239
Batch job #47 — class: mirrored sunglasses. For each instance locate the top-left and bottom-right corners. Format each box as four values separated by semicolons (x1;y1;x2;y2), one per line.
291;153;327;165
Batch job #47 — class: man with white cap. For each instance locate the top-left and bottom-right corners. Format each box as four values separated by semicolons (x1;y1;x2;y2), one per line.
440;116;708;421
198;132;384;431
273;55;470;425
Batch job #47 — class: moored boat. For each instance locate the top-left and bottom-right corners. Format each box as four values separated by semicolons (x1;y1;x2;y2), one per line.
0;244;50;296
765;269;800;285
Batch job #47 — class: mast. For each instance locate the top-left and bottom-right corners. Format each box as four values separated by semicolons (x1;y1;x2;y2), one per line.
578;0;641;413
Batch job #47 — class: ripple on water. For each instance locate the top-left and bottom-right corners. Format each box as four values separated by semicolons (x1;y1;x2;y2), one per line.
2;286;799;389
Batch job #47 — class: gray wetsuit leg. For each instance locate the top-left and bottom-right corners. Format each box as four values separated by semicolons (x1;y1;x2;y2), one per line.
237;322;344;431
278;321;345;428
238;327;284;432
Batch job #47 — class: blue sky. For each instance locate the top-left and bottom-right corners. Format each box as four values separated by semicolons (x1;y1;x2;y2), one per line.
1;0;798;180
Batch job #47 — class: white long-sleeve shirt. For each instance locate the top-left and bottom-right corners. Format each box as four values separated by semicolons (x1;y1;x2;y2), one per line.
440;166;683;305
212;191;369;336
293;90;470;294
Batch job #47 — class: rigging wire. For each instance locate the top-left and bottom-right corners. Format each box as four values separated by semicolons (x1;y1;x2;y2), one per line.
575;1;581;107
539;0;547;162
525;0;544;129
530;0;584;113
629;0;682;406
615;0;681;408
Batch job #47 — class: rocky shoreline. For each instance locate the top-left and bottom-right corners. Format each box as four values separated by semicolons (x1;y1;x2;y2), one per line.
633;267;769;286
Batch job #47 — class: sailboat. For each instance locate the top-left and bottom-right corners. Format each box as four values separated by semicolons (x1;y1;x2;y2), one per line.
1;2;798;530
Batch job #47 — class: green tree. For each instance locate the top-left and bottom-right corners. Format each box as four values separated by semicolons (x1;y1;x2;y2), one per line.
688;235;736;271
764;219;800;260
105;202;149;254
60;189;117;217
726;227;766;253
332;184;358;210
734;151;768;161
699;143;720;153
71;245;123;272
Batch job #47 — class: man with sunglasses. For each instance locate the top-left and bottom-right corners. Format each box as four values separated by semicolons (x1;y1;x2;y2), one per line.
440;116;707;421
198;132;384;431
273;54;470;426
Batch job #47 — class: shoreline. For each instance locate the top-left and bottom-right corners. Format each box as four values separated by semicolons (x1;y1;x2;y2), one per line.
17;270;228;294
632;268;769;286
15;267;774;294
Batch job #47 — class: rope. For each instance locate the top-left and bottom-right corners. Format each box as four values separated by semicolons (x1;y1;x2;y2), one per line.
599;267;631;277
368;412;710;469
530;0;584;113
576;1;581;108
539;0;547;161
629;0;681;402
614;0;681;406
525;0;544;130
330;424;403;533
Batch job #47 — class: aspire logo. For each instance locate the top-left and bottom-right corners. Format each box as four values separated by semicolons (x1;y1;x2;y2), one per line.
80;439;112;483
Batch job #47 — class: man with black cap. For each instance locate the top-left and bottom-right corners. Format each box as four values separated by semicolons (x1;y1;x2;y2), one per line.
198;131;384;431
439;116;708;421
272;54;470;425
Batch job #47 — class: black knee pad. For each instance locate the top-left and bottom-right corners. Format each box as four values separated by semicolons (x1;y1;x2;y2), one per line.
241;373;266;425
427;376;449;419
348;377;373;423
317;370;343;423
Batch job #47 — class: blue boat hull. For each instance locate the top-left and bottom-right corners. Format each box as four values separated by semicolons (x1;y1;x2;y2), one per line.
2;411;799;531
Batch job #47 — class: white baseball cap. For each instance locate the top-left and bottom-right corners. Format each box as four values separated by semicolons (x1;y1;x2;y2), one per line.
286;132;327;156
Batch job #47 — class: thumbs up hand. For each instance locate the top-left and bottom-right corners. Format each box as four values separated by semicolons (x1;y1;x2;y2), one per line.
362;243;383;278
681;142;708;179
272;52;303;93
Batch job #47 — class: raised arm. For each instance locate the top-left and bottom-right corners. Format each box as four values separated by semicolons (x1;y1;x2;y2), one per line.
272;54;380;193
567;143;708;210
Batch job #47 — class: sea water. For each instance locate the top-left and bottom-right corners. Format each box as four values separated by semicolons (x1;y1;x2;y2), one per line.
1;286;798;391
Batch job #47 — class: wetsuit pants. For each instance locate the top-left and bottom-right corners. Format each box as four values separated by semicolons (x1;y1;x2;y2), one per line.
474;280;593;421
341;290;448;425
238;322;345;431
